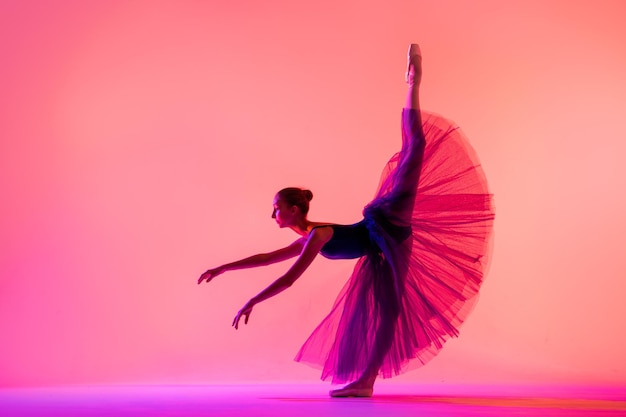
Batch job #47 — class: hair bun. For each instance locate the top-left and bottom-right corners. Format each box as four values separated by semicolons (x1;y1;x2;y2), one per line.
303;189;313;201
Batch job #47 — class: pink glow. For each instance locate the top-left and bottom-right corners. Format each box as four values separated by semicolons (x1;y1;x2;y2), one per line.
1;385;625;417
2;0;626;390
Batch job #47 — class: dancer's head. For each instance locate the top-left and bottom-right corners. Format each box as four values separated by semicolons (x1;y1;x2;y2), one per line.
272;187;313;227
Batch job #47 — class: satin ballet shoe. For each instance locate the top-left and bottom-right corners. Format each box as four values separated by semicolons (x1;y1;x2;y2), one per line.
329;386;374;398
408;43;421;60
406;43;422;85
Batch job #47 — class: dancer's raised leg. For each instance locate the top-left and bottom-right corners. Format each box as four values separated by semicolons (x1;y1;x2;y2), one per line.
330;45;425;399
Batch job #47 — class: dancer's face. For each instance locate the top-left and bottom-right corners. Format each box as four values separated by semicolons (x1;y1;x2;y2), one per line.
271;195;297;228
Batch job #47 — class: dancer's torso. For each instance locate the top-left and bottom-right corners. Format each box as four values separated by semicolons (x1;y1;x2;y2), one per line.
313;221;375;260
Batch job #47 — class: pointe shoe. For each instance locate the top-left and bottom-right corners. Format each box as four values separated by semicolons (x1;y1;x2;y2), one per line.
406;43;422;85
408;43;421;60
329;386;374;398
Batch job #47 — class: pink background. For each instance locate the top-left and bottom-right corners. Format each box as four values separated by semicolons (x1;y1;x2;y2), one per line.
1;0;625;387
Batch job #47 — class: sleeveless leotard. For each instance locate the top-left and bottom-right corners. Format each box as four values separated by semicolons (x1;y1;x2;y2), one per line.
314;222;374;260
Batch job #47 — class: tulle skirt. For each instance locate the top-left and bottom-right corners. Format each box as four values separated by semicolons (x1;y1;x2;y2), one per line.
294;109;495;383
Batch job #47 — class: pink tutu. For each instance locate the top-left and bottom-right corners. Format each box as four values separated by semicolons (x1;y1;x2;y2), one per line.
294;109;495;383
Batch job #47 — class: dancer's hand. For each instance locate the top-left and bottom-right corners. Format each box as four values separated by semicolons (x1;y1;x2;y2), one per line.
197;267;224;284
232;301;254;329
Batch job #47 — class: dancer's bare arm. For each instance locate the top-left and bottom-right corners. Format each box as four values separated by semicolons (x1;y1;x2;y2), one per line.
197;238;306;284
232;226;333;328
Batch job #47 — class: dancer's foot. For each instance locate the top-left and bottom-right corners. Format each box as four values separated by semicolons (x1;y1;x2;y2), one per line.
329;379;375;398
405;43;422;86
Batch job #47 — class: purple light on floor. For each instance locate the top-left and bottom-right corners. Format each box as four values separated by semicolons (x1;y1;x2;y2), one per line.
1;384;625;417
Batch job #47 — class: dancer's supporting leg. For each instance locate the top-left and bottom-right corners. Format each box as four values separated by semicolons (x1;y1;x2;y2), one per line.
330;45;425;398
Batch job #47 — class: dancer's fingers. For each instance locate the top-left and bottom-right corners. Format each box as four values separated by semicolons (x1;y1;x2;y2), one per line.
198;271;210;284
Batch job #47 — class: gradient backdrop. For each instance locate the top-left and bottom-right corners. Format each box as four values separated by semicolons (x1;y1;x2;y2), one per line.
2;0;625;388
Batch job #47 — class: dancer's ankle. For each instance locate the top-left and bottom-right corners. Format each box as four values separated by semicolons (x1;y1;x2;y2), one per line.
355;373;377;389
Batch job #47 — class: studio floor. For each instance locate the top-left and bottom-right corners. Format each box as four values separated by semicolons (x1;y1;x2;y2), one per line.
1;383;625;417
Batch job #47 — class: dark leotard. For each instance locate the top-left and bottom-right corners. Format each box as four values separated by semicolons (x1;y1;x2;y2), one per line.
315;220;412;260
314;222;374;260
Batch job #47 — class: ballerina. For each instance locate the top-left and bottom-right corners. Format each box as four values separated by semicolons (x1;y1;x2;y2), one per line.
198;44;495;397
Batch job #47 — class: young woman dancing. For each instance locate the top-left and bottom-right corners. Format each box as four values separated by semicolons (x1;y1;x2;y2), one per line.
198;44;495;397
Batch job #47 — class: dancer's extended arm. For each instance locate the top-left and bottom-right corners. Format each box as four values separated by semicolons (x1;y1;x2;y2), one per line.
197;238;306;284
232;226;332;329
